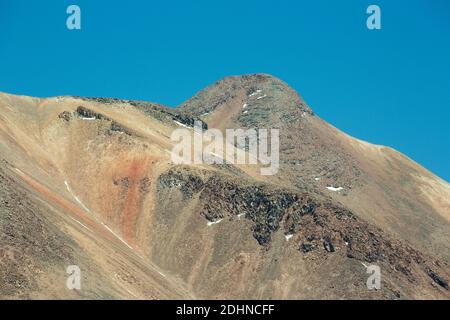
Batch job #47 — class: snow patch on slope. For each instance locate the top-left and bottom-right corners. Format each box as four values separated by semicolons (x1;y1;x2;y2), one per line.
64;180;91;213
174;120;189;128
326;186;343;192
248;90;262;97
102;223;133;250
68;216;91;232
207;219;223;226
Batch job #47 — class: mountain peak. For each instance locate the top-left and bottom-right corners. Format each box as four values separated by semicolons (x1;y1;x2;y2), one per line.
1;81;450;300
217;73;282;85
178;74;313;121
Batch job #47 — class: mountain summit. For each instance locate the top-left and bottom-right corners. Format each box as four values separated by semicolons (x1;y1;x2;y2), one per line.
0;75;449;299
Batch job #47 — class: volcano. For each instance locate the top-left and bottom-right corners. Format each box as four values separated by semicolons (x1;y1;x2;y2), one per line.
0;74;449;299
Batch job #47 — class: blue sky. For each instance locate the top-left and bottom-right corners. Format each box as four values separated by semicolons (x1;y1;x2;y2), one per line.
0;0;449;180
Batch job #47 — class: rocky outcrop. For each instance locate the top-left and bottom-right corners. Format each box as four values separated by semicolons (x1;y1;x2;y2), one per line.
58;107;135;136
73;97;208;129
75;106;107;120
426;268;449;290
58;111;72;122
157;166;450;292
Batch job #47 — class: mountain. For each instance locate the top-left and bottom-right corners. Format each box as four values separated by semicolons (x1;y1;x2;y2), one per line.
0;74;449;299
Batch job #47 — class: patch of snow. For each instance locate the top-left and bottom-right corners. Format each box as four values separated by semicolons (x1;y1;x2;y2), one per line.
210;152;223;159
81;117;96;120
68;216;91;231
256;94;267;100
314;177;320;181
242;103;248;109
285;234;293;241
248;90;262;97
64;180;71;192
73;195;91;213
237;213;245;219
174;120;189;128
207;219;223;226
65;180;91;213
158;271;166;278
326;186;343;192
102;223;133;250
243;110;248;114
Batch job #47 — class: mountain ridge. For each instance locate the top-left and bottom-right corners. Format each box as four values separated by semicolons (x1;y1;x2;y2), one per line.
0;74;449;299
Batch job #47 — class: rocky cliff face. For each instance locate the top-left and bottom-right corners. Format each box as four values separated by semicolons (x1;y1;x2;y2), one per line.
155;166;449;298
180;74;364;194
0;74;449;299
179;74;450;264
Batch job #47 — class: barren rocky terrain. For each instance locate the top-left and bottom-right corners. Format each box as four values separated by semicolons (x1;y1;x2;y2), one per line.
0;74;449;299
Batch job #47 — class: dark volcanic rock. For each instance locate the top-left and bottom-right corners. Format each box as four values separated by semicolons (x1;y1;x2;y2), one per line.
74;96;208;130
172;112;208;130
426;268;449;290
58;111;72;122
156;166;450;292
110;121;132;135
323;236;335;252
76;106;106;120
300;243;314;253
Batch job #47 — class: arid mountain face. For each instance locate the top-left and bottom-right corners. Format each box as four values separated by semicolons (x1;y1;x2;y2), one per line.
0;74;449;299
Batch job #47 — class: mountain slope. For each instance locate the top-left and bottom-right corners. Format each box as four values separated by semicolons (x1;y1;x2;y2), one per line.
180;74;450;263
0;74;449;299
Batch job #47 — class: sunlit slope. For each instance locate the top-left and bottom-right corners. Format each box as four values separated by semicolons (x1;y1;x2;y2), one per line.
0;80;449;299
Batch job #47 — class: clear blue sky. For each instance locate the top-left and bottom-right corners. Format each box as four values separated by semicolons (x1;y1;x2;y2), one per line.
0;0;449;181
